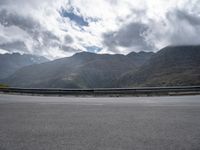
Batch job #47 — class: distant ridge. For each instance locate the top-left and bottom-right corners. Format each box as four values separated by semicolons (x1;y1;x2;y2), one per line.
0;53;48;79
119;45;200;87
2;51;153;88
1;45;200;88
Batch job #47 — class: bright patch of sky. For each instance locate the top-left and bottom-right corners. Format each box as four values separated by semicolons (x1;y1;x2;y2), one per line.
59;7;89;27
85;46;102;53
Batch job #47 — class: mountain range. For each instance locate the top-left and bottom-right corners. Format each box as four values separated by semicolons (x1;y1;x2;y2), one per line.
119;46;200;87
0;53;48;79
1;45;200;88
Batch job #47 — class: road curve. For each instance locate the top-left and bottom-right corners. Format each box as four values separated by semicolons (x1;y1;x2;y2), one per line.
0;94;200;150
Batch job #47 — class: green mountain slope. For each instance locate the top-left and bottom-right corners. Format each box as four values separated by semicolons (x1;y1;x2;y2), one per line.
2;52;153;88
0;53;48;79
119;46;200;87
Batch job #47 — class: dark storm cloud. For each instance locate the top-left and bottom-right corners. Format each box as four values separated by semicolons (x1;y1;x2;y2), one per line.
0;9;61;53
0;9;40;32
0;9;60;42
103;22;151;52
59;45;81;53
168;9;200;26
162;9;200;46
64;35;74;44
0;0;7;5
39;31;60;47
0;41;28;52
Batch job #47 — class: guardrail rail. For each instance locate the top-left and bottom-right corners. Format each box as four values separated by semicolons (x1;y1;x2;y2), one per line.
1;86;200;96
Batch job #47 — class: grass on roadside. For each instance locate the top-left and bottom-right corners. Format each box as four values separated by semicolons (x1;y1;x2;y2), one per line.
0;83;9;88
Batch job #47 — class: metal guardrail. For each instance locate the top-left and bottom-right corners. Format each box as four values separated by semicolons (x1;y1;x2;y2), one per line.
0;86;200;96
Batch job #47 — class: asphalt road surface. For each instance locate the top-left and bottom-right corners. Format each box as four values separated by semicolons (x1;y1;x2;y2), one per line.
0;94;200;150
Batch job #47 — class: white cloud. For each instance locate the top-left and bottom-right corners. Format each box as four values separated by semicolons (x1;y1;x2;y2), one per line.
0;48;8;54
0;0;200;58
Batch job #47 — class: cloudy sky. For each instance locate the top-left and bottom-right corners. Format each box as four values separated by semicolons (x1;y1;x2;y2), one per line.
0;0;200;59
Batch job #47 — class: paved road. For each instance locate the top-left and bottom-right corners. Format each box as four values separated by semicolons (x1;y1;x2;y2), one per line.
0;94;200;150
